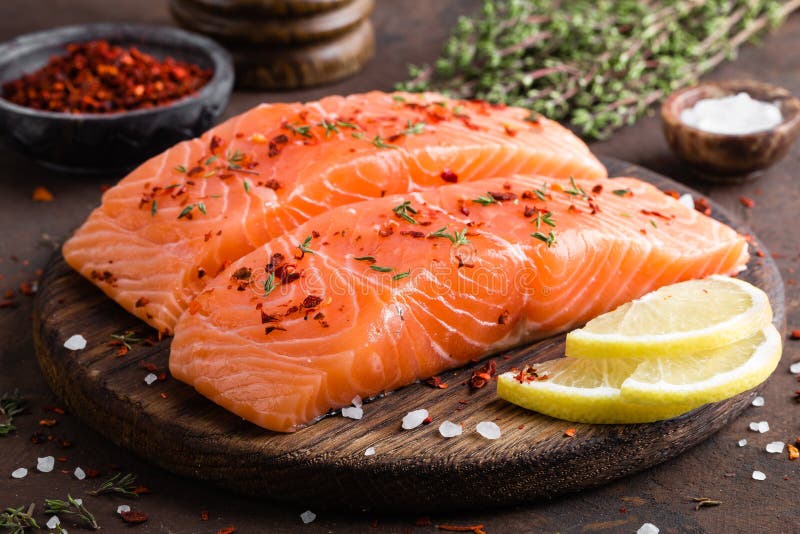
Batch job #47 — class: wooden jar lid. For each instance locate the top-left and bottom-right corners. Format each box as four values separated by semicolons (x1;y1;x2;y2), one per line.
231;17;374;89
170;0;373;44
185;0;351;16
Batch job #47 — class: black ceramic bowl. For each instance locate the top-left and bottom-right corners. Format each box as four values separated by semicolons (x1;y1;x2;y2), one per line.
0;23;234;173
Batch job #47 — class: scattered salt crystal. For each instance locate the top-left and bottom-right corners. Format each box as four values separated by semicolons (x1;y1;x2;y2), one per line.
300;510;316;524
37;456;55;473
63;334;87;351
637;523;659;534
752;470;766;481
351;395;363;408
364;447;376;456
144;373;158;385
117;505;131;515
749;422;759;432
757;421;770;433
341;406;363;420
402;409;429;430
74;467;86;480
11;467;27;479
766;441;785;454
678;194;694;210
738;439;748;447
438;420;463;438
46;515;60;529
680;92;783;135
790;362;800;374
751;396;765;407
476;421;501;440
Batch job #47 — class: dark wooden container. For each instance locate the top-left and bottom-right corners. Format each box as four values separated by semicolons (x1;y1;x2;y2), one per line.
170;0;375;88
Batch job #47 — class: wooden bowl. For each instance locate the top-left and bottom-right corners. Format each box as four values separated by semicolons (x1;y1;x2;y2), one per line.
661;80;800;182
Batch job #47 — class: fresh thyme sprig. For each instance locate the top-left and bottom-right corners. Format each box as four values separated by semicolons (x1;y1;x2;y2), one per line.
429;226;470;246
87;473;138;498
109;331;142;351
472;193;498;206
392;200;419;224
533;211;556;230
298;235;315;256
0;390;26;437
44;495;99;530
531;230;557;247
0;503;39;533
399;0;800;139
263;273;277;298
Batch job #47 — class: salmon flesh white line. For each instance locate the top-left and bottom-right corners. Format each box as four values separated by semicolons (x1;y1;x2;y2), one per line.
63;91;607;334
169;174;749;432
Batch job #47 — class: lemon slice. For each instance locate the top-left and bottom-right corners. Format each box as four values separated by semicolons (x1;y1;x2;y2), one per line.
565;276;772;359
496;358;701;424
620;325;781;406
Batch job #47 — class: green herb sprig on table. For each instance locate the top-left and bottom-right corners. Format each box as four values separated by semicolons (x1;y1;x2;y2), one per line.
88;472;139;498
44;496;99;530
0;390;26;437
399;0;800;139
0;503;39;533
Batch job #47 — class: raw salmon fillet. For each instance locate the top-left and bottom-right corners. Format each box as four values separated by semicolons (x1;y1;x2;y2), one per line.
170;175;749;432
62;92;606;334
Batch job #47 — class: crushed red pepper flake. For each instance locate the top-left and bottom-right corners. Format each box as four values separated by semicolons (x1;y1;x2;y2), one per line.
132;485;152;495
739;196;755;208
135;297;149;308
694;197;712;216
564;428;576;437
416;517;433;526
120;510;148;524
469;360;497;390
200;510;209;521
441;169;458;183
789;330;800;340
303;295;323;309
39;419;58;427
425;376;448;389
32;186;55;202
787;444;799;460
437;525;485;533
218;527;237;534
56;437;72;449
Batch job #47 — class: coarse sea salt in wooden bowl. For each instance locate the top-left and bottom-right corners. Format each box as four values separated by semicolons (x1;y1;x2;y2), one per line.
661;79;800;182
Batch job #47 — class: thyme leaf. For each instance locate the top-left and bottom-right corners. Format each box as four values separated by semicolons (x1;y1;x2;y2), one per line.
87;472;138;498
392;200;419;224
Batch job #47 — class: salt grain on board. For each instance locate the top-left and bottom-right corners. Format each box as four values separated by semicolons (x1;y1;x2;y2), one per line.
300;510;316;524
117;505;131;515
757;421;769;433
46;516;60;529
766;441;785;454
144;373;158;385
351;395;363;408
74;467;86;480
752;470;766;481
749;422;759;432
402;409;429;430
341;406;363;420
738;439;748;447
438;420;463;438
11;467;27;479
364;447;376;456
37;456;54;473
790;362;800;374
476;421;501;440
752;396;765;407
63;334;87;350
637;523;659;534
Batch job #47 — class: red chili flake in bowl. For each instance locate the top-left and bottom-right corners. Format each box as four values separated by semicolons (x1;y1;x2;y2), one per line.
790;330;800;340
2;40;213;114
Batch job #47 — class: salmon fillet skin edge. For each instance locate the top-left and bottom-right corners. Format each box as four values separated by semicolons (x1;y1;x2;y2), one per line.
170;175;749;433
61;91;606;335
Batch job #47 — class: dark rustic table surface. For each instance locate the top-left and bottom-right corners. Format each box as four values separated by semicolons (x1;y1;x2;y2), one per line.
1;2;799;533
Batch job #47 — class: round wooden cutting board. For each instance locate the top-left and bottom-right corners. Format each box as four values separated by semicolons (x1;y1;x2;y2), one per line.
33;158;785;512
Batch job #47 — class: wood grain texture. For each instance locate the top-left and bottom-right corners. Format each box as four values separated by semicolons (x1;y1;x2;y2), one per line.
32;157;785;513
170;0;374;44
